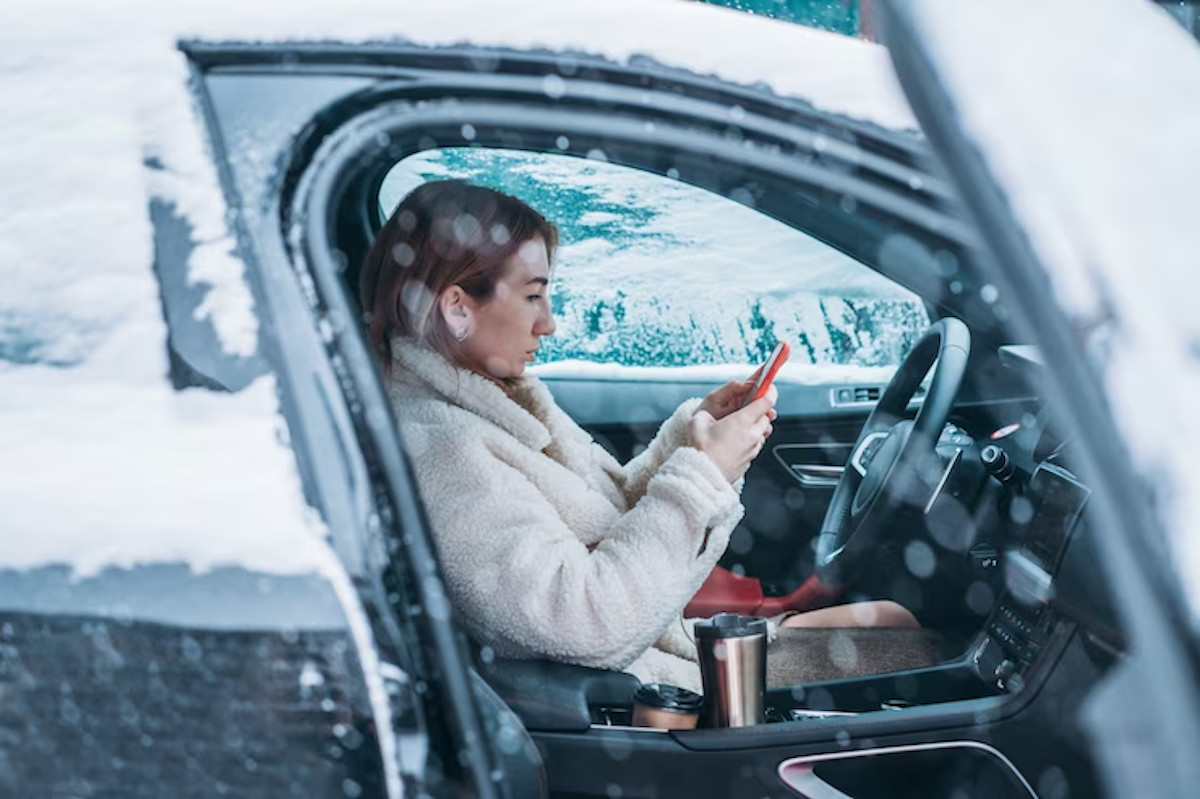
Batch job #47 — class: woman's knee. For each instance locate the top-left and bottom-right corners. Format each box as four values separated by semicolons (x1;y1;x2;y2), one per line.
866;600;920;628
779;600;919;629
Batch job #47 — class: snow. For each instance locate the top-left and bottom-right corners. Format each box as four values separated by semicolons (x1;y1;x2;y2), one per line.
0;368;338;579
532;359;899;386
906;0;1200;610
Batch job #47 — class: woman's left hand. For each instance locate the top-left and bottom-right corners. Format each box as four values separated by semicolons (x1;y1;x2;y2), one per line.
698;371;778;422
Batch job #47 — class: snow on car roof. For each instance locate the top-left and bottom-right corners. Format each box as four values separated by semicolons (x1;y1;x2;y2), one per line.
0;1;908;578
907;0;1200;610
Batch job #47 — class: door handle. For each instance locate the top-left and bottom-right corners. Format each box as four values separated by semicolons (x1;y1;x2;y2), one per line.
789;464;844;488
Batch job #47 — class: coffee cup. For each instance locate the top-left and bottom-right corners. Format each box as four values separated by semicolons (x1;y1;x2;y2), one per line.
631;683;702;730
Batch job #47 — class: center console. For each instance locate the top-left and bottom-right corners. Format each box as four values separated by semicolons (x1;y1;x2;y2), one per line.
971;462;1090;692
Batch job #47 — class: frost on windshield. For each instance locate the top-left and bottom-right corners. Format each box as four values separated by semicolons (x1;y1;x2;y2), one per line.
380;148;928;378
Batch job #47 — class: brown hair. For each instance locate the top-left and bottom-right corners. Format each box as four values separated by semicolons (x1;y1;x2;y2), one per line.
359;179;558;365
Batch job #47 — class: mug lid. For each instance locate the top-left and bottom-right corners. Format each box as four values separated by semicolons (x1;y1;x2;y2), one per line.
634;683;702;713
693;612;768;640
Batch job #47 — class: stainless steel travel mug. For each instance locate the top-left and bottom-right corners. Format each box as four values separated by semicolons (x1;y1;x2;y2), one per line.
695;613;767;727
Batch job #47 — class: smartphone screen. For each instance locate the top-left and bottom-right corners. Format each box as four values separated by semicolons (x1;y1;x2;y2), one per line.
742;341;790;408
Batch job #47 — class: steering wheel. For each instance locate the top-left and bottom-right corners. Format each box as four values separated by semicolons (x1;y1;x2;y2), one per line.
813;317;971;589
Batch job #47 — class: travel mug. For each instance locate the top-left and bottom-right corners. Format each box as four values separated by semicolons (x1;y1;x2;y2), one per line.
695;613;767;727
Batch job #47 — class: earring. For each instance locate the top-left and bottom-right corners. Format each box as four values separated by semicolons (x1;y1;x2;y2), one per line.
454;326;469;342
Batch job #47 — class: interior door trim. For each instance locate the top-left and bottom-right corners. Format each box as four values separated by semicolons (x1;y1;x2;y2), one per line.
772;443;855;488
777;739;1037;799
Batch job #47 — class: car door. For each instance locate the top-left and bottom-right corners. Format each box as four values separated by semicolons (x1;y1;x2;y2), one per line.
881;1;1200;797
189;21;1138;799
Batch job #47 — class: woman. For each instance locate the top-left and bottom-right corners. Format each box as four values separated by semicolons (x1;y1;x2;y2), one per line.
362;180;914;692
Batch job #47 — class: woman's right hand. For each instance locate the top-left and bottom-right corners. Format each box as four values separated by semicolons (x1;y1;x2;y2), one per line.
687;392;776;484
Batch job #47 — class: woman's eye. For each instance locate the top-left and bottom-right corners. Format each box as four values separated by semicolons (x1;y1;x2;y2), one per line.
527;294;544;302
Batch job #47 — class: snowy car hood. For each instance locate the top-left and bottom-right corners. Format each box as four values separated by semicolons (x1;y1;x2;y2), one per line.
898;0;1200;610
0;1;909;577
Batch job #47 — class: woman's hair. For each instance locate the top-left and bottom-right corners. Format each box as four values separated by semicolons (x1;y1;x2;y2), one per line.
360;179;558;365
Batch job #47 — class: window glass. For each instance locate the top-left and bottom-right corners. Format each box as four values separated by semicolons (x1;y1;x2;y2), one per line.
379;148;928;381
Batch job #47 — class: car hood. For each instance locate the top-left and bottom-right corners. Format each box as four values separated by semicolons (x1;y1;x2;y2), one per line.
888;0;1200;611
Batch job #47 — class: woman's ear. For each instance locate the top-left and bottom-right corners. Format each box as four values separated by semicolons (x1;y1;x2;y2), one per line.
438;285;474;340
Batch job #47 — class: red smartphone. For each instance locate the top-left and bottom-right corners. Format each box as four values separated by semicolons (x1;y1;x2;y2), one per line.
742;341;790;408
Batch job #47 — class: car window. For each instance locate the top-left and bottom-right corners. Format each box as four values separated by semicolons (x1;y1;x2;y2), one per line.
379;148;929;383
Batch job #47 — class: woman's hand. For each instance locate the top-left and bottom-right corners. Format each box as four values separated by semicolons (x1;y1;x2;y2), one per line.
687;394;776;484
698;369;779;422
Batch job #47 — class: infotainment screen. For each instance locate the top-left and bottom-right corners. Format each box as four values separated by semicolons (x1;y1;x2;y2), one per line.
1022;463;1091;574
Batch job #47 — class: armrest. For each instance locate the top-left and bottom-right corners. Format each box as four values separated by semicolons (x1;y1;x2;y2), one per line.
477;658;641;731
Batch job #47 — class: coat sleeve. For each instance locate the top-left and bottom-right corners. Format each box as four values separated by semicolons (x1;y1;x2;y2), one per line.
599;398;704;506
420;435;743;672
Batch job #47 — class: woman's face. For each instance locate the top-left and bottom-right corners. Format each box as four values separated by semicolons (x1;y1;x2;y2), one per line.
455;236;556;379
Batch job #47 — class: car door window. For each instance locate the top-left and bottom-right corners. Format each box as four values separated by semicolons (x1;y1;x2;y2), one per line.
379;148;929;384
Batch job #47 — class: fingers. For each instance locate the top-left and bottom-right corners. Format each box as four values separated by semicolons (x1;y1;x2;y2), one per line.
742;393;776;421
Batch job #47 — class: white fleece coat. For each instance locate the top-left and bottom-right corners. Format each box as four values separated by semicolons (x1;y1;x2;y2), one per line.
386;339;744;692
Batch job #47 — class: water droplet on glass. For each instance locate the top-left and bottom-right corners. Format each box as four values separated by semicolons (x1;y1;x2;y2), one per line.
401;282;434;319
490;224;511;246
666;168;680;180
300;661;325;693
555;135;570;150
542;74;566;99
460;123;476;141
342;778;363;798
1009;495;1035;525
965;581;995;615
181;636;203;662
730;187;755;207
903;539;937;579
829;631;858;670
586;148;608;163
980;284;1000;304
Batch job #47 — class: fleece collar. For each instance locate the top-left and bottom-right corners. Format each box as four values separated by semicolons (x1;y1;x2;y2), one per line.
389;337;555;452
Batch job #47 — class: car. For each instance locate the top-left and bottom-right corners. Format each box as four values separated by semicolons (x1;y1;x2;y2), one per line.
3;0;1199;797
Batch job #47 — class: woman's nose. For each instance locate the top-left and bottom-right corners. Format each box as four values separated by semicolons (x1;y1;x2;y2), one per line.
535;307;556;336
